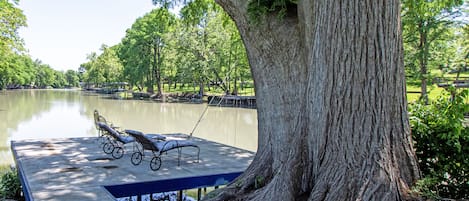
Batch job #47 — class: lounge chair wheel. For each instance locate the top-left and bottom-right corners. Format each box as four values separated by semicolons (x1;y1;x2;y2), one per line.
112;147;124;159
131;152;143;165
150;157;162;171
103;143;114;154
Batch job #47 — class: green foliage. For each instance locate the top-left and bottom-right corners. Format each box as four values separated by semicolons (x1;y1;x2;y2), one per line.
0;0;27;90
409;89;469;199
180;0;219;25
402;0;465;101
65;70;80;87
0;1;70;90
411;177;442;199
117;8;175;94
254;175;265;189
113;4;252;95
0;168;23;200
247;0;297;22
174;4;250;95
82;45;124;87
0;0;27;52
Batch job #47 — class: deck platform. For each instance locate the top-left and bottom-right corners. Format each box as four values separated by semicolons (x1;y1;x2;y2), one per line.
11;134;254;201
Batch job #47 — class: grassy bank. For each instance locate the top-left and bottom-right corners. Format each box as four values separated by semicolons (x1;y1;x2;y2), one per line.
406;71;469;103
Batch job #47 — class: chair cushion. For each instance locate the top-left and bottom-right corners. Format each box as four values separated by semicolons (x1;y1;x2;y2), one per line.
146;134;166;141
99;123;134;144
125;130;166;140
154;140;197;152
118;135;135;144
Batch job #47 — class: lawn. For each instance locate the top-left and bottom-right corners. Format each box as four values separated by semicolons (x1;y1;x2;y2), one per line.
406;85;445;102
406;70;469;103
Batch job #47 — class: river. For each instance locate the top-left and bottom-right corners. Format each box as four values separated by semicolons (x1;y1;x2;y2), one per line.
0;90;258;167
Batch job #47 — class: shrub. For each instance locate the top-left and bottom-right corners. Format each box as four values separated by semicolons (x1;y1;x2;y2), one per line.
409;89;469;199
0;167;23;200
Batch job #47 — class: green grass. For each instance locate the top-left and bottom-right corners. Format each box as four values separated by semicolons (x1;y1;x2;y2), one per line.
443;71;469;78
406;84;445;103
406;69;469;103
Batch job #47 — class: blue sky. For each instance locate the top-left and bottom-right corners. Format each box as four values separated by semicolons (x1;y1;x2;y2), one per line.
18;0;156;71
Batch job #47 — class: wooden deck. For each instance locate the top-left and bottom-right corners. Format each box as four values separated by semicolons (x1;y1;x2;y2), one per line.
11;134;254;201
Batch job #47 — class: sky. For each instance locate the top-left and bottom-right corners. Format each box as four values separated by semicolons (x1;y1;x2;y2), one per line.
18;0;156;71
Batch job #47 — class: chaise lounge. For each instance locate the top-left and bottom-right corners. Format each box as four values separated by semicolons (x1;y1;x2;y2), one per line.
125;129;200;171
97;122;135;159
94;110;120;144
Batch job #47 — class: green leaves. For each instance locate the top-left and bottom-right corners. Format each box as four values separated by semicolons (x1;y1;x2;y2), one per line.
247;0;297;22
0;0;27;89
402;0;465;101
117;8;176;93
113;4;251;95
180;0;219;25
82;45;124;87
0;0;27;52
409;89;469;199
0;168;22;200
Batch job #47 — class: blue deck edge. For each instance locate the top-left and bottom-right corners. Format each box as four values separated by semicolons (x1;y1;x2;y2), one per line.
104;172;243;198
10;141;34;201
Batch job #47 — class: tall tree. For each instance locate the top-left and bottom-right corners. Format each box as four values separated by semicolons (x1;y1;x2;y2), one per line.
0;0;26;52
119;33;149;91
34;61;56;89
0;0;27;89
178;1;250;95
95;44;124;83
81;45;123;88
119;8;175;95
179;0;217;95
158;0;421;200
455;24;469;74
81;52;104;87
402;0;464;103
65;70;80;87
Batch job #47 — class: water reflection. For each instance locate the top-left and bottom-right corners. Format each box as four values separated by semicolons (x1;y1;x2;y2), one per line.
0;90;258;166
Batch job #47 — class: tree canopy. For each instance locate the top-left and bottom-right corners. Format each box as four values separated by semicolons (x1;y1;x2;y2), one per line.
402;0;465;103
81;4;251;95
0;0;79;89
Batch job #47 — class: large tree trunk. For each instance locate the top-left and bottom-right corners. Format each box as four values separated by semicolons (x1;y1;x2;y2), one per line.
209;0;421;200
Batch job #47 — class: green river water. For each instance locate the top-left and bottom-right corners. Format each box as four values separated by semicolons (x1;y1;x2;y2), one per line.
0;89;258;167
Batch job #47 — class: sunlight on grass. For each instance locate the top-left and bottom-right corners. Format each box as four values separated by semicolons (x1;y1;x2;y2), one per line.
406;85;445;103
406;70;469;103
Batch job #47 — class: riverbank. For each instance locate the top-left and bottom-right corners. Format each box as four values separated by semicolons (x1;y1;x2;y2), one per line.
83;88;258;108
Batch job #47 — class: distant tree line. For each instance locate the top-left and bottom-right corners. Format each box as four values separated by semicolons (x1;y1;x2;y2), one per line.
0;0;80;90
1;0;467;95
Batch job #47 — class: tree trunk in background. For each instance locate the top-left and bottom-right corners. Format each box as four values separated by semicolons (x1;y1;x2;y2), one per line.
199;82;204;96
418;23;428;104
147;47;154;94
209;0;421;200
154;40;163;96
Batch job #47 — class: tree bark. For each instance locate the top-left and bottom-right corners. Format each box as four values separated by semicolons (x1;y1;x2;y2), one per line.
156;38;163;96
209;0;421;200
418;22;428;104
